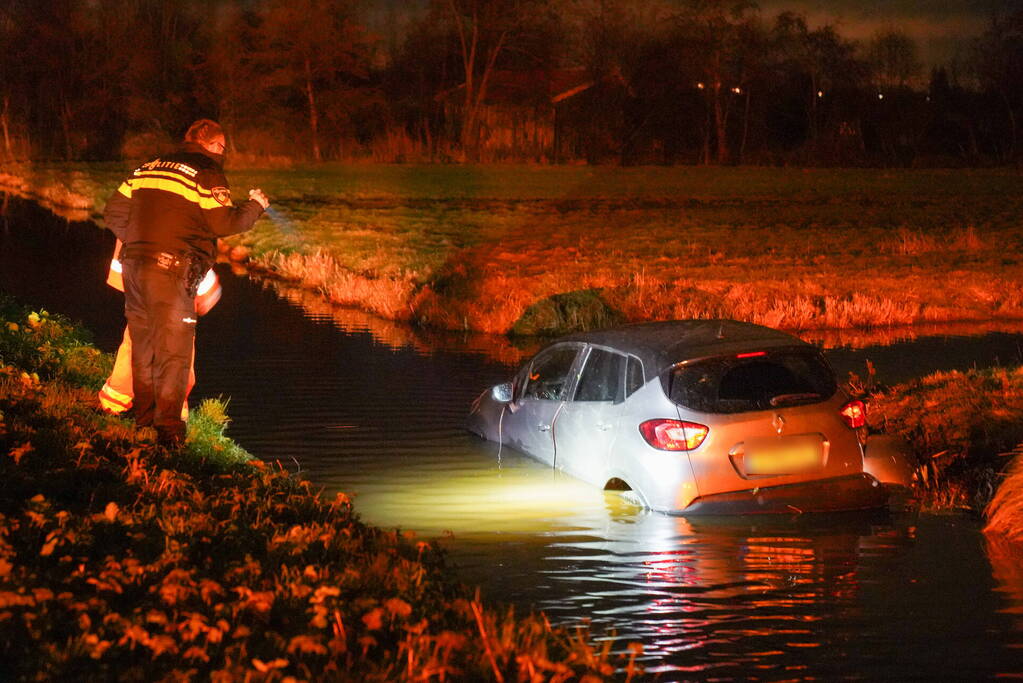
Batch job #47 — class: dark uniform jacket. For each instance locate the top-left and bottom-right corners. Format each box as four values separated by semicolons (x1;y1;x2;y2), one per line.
104;143;264;266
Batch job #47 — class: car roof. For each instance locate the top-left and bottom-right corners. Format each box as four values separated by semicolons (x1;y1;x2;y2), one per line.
557;319;811;374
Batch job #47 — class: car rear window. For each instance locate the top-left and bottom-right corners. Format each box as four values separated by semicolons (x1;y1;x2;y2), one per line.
667;349;837;414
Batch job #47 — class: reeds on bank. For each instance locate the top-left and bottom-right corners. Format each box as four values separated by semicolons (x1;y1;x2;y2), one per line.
985;455;1023;543
864;365;1023;515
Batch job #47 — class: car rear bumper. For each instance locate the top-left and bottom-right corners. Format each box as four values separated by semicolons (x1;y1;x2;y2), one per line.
679;473;889;515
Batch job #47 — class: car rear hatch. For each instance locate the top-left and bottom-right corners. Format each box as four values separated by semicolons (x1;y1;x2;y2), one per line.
665;346;864;498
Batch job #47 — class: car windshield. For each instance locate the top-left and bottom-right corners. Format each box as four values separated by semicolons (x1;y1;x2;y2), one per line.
668;349;836;414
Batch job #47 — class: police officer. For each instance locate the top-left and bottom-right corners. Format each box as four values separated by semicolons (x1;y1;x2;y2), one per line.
104;119;269;447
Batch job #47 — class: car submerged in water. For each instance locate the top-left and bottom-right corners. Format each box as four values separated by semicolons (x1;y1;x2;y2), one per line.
468;320;913;515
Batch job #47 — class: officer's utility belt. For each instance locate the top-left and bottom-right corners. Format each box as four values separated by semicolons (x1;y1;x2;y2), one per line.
122;249;210;297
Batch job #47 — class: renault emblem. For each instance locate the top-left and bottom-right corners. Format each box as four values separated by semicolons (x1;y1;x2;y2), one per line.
772;414;785;435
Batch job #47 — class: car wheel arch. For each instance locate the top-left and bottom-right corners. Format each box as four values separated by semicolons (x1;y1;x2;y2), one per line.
603;475;654;510
603;477;632;491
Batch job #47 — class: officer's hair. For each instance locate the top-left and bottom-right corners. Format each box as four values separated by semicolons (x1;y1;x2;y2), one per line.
183;119;224;145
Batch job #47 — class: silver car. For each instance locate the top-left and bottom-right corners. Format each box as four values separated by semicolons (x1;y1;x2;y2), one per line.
468;320;913;514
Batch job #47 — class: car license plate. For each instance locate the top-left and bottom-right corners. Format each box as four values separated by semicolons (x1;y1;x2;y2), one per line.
744;437;822;475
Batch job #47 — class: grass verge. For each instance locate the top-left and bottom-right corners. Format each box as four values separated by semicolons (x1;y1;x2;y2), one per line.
0;297;634;680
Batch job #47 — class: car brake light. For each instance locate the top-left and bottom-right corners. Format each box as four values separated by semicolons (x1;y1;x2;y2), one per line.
639;419;709;451
736;351;767;359
840;400;866;428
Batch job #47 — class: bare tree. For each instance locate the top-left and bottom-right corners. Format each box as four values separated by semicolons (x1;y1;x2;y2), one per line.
673;0;760;164
772;12;863;151
442;0;553;159
972;8;1023;163
869;29;921;91
0;2;19;159
256;0;373;161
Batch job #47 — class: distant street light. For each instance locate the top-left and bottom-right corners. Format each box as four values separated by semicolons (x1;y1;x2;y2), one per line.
817;90;824;98
731;86;742;94
878;93;884;100
696;82;705;90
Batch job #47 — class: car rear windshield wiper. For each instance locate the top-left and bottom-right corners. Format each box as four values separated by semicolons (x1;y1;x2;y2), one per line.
769;392;822;407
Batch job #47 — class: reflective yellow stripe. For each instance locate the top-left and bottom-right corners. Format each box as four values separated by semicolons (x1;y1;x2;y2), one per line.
135;169;202;191
98;382;132;412
128;176;227;210
117;181;132;198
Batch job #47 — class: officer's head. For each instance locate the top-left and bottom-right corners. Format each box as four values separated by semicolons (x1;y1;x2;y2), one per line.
184;119;226;160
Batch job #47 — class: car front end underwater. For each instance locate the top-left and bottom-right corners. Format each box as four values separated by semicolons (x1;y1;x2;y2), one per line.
467;320;913;515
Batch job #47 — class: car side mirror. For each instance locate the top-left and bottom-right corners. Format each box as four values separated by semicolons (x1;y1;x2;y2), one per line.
491;382;513;403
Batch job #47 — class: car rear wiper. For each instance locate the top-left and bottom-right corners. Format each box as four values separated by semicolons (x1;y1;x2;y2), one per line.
769;392;821;407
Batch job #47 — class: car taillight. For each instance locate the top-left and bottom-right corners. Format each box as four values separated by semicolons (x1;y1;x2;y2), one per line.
639;419;709;451
840;400;866;428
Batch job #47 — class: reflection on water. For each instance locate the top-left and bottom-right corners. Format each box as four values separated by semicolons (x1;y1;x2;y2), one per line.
987;535;1023;623
259;277;542;365
3;194;1023;678
261;274;1023;383
802;319;1023;353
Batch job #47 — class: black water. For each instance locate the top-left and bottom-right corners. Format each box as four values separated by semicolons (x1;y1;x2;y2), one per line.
3;195;1022;679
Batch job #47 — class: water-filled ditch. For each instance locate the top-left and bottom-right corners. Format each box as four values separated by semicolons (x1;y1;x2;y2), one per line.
3;195;1022;678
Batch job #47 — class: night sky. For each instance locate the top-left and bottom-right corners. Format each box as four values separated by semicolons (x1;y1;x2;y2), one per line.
365;0;1007;69
760;0;1004;67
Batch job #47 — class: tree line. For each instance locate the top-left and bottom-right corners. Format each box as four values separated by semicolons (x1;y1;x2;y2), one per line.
2;0;1022;166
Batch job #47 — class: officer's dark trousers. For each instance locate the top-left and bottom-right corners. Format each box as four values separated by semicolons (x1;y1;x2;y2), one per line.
122;259;195;444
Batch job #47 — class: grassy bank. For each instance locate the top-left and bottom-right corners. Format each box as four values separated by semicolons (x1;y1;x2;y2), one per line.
0;299;632;680
4;163;1023;336
862;363;1023;518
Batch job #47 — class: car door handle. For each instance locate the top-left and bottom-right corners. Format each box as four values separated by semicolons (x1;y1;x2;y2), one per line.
537;424;551;432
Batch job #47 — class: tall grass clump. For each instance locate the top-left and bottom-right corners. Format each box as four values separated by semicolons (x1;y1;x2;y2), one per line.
257;248;418;323
185;398;252;467
985;454;1023;542
865;366;1023;512
0;298;633;680
883;225;986;255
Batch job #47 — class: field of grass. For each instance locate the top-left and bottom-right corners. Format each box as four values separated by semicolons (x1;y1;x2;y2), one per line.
4;163;1023;336
0;298;635;680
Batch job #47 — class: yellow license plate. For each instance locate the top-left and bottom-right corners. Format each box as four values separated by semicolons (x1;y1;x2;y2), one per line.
745;440;822;475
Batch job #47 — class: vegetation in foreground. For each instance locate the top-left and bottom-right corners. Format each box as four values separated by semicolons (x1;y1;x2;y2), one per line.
0;299;634;681
6;164;1023;339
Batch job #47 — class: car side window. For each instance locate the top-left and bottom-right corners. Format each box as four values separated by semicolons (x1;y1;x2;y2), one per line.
521;346;580;401
626;355;644;397
574;347;626;402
